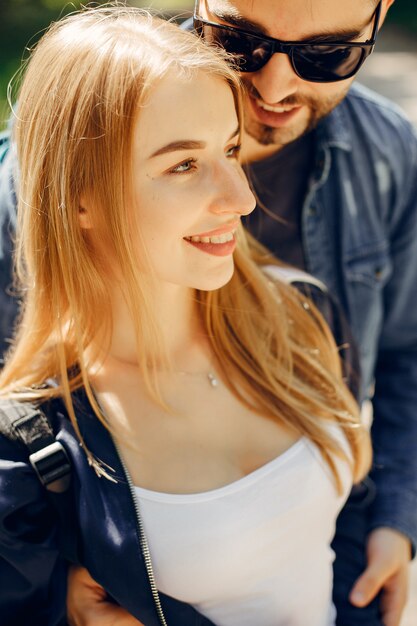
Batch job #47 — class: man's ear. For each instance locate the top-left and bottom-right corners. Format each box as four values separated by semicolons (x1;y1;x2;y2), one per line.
78;197;93;230
379;0;396;28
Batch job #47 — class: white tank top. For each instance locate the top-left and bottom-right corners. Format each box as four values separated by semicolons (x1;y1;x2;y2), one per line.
134;434;352;626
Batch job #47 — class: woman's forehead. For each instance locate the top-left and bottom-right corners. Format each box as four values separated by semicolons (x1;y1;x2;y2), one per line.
133;73;238;159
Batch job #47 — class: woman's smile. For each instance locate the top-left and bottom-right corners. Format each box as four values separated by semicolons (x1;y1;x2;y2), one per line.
184;219;239;256
184;231;237;256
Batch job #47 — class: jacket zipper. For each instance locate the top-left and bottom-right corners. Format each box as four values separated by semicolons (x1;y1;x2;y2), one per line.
112;439;168;626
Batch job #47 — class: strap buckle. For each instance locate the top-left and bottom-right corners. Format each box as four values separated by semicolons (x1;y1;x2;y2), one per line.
29;441;71;493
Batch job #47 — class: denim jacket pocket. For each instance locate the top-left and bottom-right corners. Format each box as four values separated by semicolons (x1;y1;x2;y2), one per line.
344;245;392;391
345;245;392;290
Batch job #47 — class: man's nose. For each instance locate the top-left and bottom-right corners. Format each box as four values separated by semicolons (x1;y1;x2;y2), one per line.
250;52;300;104
210;162;256;217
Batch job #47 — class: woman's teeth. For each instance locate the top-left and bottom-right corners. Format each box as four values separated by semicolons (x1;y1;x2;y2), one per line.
185;231;235;244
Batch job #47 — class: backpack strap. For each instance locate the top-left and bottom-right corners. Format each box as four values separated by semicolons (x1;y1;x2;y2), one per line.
263;265;329;292
262;264;361;402
0;399;81;563
0;400;71;493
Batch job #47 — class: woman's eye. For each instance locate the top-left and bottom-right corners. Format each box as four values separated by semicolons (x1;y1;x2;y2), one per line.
226;144;241;159
169;159;197;174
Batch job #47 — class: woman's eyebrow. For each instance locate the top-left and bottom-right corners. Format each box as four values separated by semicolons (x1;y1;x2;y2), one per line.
149;140;206;159
149;127;240;159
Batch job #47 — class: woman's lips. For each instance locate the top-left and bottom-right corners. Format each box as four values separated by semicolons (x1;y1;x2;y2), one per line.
184;233;236;257
249;96;303;128
189;220;239;239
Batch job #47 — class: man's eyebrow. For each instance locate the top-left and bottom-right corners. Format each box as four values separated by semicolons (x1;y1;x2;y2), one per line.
209;10;371;43
208;9;267;35
300;29;366;44
149;127;240;159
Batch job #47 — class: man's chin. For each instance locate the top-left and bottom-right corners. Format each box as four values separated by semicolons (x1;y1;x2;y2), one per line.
244;117;312;149
243;84;352;150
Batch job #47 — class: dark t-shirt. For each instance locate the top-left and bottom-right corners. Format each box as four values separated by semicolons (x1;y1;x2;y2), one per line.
243;130;316;270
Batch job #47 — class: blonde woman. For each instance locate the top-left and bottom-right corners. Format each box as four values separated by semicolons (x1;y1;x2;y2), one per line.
0;6;371;626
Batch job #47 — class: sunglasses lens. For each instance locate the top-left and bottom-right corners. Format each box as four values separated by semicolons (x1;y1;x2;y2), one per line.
195;20;272;72
293;45;368;82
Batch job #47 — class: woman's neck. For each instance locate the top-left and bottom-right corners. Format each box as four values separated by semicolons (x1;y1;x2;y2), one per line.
104;283;211;370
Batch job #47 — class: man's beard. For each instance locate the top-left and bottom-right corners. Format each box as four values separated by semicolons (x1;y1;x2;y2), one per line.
241;80;350;148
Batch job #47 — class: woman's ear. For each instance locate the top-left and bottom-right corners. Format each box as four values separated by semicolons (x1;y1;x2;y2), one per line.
78;197;93;230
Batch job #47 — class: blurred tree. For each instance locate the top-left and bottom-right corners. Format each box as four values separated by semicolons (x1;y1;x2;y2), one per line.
391;0;417;30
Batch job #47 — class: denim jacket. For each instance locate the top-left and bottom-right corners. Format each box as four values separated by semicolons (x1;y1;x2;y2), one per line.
302;83;417;548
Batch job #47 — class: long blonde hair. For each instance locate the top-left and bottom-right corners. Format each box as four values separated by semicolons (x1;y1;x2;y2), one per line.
0;5;370;491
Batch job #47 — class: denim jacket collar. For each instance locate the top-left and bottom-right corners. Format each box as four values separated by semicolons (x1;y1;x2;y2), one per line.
317;102;352;153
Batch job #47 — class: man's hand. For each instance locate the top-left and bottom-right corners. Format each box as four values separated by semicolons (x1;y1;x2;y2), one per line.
349;528;411;626
67;565;143;626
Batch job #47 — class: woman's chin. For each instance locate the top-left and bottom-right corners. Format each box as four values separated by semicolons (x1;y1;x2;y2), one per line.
193;260;235;292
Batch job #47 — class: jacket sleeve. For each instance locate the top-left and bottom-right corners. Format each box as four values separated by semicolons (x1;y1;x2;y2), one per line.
369;134;417;551
0;434;68;626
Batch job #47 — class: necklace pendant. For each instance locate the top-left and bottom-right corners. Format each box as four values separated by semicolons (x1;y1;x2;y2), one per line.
207;372;219;388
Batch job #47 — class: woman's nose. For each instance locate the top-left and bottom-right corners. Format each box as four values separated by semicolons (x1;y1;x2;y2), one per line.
209;162;256;217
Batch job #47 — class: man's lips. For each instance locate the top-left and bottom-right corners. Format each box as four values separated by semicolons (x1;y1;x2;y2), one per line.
249;96;303;128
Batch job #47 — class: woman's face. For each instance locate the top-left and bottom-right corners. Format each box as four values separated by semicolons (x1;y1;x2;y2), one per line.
131;70;256;292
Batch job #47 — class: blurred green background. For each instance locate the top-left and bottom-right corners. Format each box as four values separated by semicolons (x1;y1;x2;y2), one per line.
0;0;416;129
0;1;195;128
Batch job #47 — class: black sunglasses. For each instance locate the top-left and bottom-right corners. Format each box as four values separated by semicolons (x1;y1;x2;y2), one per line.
194;1;382;83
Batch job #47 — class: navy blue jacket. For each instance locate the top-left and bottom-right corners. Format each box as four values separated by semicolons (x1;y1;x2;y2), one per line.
0;389;218;626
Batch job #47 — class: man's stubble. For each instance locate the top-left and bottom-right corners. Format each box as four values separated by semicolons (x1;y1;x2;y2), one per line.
241;79;351;149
